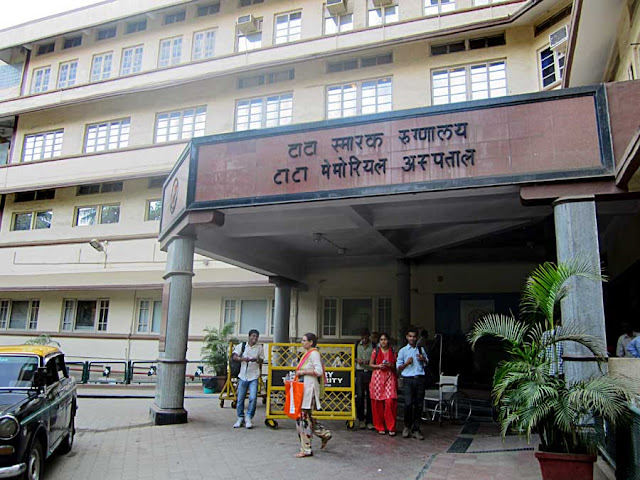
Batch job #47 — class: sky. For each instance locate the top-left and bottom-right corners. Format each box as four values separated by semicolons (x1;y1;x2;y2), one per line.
0;0;105;30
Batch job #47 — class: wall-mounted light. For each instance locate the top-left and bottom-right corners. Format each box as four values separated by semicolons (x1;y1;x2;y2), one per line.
89;239;106;252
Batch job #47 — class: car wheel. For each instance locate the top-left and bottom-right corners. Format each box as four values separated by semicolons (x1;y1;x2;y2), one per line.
22;440;44;480
56;415;75;455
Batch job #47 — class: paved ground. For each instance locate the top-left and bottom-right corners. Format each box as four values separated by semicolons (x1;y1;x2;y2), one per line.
44;392;542;480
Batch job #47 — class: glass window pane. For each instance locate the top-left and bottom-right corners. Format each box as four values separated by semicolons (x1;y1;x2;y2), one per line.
100;205;120;224
323;298;337;336
75;301;96;330
239;299;267;334
35;211;52;229
76;207;97;226
13;213;32;231
8;301;29;329
151;301;162;333
341;299;372;337
138;300;150;332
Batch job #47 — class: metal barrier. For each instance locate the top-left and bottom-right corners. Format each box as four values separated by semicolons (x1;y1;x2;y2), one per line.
66;361;88;384
129;361;205;384
87;361;128;384
264;343;355;429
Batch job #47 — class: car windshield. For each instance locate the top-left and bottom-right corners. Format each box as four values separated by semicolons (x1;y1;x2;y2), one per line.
0;356;39;388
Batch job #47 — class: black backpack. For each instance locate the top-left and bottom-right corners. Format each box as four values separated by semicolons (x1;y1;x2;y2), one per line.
229;342;246;378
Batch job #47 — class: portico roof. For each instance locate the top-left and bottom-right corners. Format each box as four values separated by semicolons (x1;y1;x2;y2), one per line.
160;82;640;282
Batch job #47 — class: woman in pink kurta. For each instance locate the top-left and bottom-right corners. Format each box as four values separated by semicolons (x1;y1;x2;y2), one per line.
369;333;398;435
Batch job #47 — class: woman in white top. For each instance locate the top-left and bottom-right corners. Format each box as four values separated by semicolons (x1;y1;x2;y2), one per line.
294;332;332;458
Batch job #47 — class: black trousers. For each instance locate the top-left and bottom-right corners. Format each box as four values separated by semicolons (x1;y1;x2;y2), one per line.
402;376;426;432
355;370;373;423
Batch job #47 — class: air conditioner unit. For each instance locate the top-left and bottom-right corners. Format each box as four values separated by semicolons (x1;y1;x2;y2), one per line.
326;0;347;15
237;14;259;34
372;0;393;6
549;25;568;52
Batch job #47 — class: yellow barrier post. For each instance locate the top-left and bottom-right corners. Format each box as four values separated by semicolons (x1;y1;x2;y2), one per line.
264;343;356;429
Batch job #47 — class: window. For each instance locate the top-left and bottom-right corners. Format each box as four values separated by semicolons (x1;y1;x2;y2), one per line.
325;13;353;34
431;34;506;56
239;0;263;6
15;189;55;203
368;6;398;26
85;119;130;153
192;30;216;60
235;93;293;131
97;27;117;41
327;77;392;119
158;37;183;67
237;20;262;52
77;182;123;196
121;46;144;75
322;297;391;337
327;53;392;73
22;130;64;162
11;211;52;231
222;298;273;335
137;300;162;333
540;47;565;88
424;0;455;16
90;52;113;82
31;66;51;93
164;10;186;25
154;107;206;143
63;36;82;49
275;11;302;45
197;3;220;16
57;60;78;88
146;200;162;221
474;0;508;4
238;69;294;89
75;204;120;226
432;61;506;105
37;43;55;55
0;300;40;330
126;19;147;34
61;299;109;332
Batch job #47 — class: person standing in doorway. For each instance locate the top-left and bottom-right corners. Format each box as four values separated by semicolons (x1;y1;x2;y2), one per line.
232;329;264;429
616;324;637;357
355;328;374;430
396;326;428;440
295;332;332;458
369;333;398;435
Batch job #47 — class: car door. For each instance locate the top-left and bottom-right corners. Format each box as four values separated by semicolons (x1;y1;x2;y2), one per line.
55;355;74;435
44;356;63;450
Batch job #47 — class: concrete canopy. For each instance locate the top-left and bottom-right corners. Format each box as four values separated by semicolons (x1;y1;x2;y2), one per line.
159;83;640;281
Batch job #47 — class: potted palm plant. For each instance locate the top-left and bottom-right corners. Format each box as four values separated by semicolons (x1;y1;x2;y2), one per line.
468;260;638;480
201;323;237;392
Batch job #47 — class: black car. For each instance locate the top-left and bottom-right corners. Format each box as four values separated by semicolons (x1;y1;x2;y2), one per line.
0;345;77;480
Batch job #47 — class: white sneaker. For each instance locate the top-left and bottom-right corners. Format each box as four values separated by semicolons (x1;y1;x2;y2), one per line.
233;418;244;428
245;418;253;429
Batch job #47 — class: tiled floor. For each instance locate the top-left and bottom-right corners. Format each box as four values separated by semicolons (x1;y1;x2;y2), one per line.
44;394;542;480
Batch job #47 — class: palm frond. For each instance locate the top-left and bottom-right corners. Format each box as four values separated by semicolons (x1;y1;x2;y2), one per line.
467;314;529;350
520;260;605;329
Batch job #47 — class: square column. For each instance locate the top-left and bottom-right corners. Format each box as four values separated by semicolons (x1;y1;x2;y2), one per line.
150;235;195;425
553;196;607;381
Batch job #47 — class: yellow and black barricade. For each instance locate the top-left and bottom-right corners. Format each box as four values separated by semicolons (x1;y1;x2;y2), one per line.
265;343;355;429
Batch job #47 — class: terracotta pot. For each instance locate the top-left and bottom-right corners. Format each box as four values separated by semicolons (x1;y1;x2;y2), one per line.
535;450;596;480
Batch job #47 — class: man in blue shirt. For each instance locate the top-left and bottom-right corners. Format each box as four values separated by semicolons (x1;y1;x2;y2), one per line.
396;326;429;440
628;335;640;358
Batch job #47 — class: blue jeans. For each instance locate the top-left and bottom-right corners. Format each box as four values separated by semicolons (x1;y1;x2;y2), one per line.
236;378;258;419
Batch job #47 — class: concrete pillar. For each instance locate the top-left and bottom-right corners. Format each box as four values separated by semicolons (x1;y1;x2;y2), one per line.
396;259;411;339
150;235;195;425
273;280;292;343
553;196;607;381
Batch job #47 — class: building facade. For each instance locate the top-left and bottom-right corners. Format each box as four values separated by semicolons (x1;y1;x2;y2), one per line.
0;0;639;389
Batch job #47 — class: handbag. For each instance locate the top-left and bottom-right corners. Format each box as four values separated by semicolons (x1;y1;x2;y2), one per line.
284;378;304;419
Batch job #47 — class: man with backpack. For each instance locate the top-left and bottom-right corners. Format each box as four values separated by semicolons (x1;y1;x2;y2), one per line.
396;326;429;440
232;329;264;429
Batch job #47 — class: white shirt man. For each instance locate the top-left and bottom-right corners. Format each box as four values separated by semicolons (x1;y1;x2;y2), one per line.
232;330;264;429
